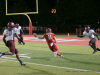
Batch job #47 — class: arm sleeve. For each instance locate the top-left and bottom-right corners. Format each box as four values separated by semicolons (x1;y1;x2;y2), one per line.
13;28;18;34
83;31;86;36
91;30;95;34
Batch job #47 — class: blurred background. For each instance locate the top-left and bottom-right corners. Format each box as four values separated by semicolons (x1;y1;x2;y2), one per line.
0;0;100;35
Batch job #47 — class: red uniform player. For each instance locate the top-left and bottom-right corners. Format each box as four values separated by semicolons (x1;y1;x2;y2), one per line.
34;28;64;58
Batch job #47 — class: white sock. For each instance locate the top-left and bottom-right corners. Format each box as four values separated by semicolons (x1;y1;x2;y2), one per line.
54;52;57;57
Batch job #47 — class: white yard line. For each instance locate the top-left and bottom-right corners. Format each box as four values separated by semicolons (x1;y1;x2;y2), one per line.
0;46;100;56
0;44;100;73
0;36;88;42
0;59;100;73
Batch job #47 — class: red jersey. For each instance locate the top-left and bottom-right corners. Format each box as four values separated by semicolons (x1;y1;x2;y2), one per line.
44;33;55;44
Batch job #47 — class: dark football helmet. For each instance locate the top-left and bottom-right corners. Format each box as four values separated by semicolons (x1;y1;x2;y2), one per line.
7;22;15;28
85;26;90;30
85;26;90;32
15;23;19;26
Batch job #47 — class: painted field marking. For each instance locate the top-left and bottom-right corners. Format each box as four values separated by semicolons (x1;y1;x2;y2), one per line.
0;36;99;73
0;46;100;73
0;59;100;73
13;47;100;56
1;53;31;60
0;46;100;56
0;36;88;42
0;61;7;63
23;37;87;42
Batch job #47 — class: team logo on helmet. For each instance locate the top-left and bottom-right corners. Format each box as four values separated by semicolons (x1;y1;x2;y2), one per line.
7;22;15;28
46;28;52;33
85;26;90;30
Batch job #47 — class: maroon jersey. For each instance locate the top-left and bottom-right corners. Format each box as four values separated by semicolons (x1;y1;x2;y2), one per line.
44;33;55;44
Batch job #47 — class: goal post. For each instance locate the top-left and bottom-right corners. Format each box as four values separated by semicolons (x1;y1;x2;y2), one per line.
29;22;33;35
5;0;38;35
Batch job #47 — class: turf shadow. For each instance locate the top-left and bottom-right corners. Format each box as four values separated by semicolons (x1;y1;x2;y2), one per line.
64;57;100;66
31;57;51;61
18;66;56;75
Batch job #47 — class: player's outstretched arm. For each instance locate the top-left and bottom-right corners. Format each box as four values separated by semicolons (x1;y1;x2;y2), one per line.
15;33;25;45
94;32;100;40
33;33;44;39
20;29;24;35
3;35;8;46
77;35;85;38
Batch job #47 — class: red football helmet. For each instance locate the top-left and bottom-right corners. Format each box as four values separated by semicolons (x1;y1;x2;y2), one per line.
46;28;52;33
85;26;90;30
15;23;19;26
7;22;15;28
33;33;37;37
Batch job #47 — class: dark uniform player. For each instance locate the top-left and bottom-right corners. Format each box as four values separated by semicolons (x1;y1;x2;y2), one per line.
77;26;100;54
0;22;26;66
15;23;24;45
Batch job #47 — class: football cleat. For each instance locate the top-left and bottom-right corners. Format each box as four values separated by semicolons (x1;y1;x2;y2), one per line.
61;55;64;58
18;42;22;45
96;48;100;51
93;50;97;54
23;42;25;45
21;62;26;66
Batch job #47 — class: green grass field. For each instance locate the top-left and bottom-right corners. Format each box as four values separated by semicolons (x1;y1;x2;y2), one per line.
0;36;100;75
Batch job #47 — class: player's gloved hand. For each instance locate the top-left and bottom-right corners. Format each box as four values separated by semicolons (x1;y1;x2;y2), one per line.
33;33;37;37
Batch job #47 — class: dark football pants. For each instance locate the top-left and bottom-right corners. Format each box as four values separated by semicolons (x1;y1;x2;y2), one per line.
89;38;96;50
7;40;18;54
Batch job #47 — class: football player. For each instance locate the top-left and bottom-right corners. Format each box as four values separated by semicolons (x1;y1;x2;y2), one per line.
77;26;100;54
34;28;64;58
15;23;24;45
0;22;26;66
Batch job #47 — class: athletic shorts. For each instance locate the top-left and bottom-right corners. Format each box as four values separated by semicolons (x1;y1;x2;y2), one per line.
89;38;96;44
48;42;59;52
7;40;18;54
18;34;23;40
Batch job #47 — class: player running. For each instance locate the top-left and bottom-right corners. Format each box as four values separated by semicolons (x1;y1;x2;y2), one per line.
15;23;24;45
0;22;26;66
77;26;100;54
34;28;64;58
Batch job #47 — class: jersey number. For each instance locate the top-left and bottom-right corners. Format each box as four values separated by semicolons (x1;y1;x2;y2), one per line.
48;35;52;40
6;31;12;37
